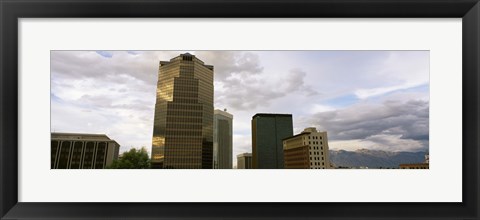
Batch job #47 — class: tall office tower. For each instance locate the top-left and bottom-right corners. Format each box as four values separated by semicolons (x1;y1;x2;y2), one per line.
213;109;233;169
283;127;331;169
237;153;252;169
251;113;293;169
151;53;214;169
51;132;120;169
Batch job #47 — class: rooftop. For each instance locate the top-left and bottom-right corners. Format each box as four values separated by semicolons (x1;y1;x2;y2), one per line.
282;132;310;141
51;132;119;145
237;153;252;157
252;113;292;119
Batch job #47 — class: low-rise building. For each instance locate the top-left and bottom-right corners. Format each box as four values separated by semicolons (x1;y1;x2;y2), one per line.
237;153;253;169
51;132;120;169
283;127;331;169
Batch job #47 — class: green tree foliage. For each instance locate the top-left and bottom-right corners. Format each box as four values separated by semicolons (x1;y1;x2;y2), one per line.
108;147;150;169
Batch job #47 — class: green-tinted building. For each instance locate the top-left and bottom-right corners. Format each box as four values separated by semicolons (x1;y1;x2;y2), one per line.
251;113;293;169
151;53;214;169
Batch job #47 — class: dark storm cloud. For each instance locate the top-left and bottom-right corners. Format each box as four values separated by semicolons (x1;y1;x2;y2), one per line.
304;99;429;144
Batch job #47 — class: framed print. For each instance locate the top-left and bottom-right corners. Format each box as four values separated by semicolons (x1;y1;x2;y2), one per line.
1;0;479;219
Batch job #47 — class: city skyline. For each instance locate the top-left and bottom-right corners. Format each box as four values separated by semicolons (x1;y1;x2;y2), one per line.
51;50;429;167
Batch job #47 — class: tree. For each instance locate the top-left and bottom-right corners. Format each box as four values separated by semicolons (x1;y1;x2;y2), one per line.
108;147;151;169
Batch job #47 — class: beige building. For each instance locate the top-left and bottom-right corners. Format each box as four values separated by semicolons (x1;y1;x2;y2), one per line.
283;127;331;169
151;53;214;169
51;132;120;169
237;153;252;169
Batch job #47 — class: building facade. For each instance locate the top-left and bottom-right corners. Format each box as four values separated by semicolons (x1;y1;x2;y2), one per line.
283;127;331;169
400;152;429;169
237;153;252;169
51;132;120;169
251;113;293;169
399;163;429;169
213;109;233;169
151;53;214;169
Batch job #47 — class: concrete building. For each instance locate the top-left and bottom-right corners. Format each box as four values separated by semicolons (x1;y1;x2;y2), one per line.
213;109;233;169
51;132;120;169
151;53;214;169
283;127;331;169
237;153;252;169
251;113;293;169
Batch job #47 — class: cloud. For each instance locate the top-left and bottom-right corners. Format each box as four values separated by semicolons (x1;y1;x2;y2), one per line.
51;51;180;86
284;69;319;96
294;51;429;102
214;68;319;110
299;98;429;152
329;134;426;152
364;134;425;151
195;51;264;81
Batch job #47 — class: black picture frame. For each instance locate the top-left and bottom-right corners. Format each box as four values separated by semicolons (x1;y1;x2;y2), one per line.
1;0;479;219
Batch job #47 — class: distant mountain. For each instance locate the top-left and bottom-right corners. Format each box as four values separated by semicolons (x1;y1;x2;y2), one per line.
329;149;426;168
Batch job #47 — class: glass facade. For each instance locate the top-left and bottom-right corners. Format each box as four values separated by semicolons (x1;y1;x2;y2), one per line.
252;114;293;169
151;53;214;169
213;110;233;169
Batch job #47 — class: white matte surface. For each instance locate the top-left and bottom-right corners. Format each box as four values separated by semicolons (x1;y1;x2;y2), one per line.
19;18;462;202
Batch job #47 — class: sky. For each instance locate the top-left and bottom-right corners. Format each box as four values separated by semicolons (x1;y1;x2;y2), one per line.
51;50;430;167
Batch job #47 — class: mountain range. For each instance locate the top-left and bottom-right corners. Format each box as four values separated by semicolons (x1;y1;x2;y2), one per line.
329;149;427;168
